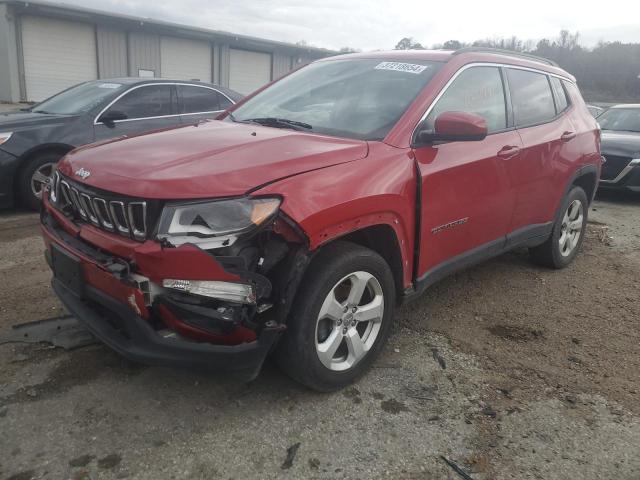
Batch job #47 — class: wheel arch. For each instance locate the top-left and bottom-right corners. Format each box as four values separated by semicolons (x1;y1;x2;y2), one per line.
13;143;75;199
571;165;599;205
554;164;599;223
312;222;406;303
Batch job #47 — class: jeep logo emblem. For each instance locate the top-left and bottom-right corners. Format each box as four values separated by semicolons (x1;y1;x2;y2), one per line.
75;167;91;180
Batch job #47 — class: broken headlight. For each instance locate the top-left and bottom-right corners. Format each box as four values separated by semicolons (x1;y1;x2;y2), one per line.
157;197;281;249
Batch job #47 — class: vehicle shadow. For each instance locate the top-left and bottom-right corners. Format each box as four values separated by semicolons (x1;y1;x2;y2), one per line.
595;188;640;205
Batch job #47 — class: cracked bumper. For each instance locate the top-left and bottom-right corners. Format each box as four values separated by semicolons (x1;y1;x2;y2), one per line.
41;203;282;380
52;278;280;379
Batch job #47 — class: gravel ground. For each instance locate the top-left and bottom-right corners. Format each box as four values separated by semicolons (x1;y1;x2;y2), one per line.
0;190;638;480
0;103;27;114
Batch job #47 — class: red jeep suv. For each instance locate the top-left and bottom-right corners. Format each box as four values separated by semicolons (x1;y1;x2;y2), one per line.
41;49;601;391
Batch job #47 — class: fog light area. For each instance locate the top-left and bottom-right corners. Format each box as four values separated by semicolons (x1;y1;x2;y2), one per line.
162;279;256;304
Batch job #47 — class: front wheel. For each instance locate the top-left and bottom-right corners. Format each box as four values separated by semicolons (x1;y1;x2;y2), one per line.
275;241;396;391
529;186;588;268
18;152;62;210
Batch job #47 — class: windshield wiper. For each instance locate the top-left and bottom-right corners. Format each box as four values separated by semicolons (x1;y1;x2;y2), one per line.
240;117;312;131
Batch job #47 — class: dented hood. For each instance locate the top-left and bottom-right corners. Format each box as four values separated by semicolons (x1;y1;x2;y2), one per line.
58;120;368;199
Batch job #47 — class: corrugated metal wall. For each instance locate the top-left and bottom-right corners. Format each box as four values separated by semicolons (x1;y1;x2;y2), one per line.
128;32;161;77
272;52;291;80
212;44;221;85
0;2;332;100
0;4;21;102
97;26;127;78
218;44;230;87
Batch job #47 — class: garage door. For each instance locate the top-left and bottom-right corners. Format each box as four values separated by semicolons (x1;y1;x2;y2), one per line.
229;49;272;95
161;36;212;82
21;16;97;102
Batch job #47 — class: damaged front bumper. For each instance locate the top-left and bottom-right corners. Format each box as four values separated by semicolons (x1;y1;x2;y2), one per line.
52;278;282;378
40;200;301;380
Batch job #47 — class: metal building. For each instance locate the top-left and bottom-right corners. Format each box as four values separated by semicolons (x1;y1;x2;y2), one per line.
0;0;334;102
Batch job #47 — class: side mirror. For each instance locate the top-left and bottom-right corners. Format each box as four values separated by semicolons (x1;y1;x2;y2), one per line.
98;110;127;127
417;111;488;144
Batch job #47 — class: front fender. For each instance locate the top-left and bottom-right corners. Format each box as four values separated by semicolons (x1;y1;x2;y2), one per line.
255;142;418;287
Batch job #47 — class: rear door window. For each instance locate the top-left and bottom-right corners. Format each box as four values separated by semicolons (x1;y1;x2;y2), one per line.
549;77;569;113
507;69;556;126
109;84;174;120
179;85;230;114
426;66;507;133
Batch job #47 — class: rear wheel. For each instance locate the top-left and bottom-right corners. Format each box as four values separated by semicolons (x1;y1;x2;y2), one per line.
529;186;588;268
18;152;62;210
275;241;395;391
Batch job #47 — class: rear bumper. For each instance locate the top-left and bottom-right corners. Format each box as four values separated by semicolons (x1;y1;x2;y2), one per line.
52;278;280;379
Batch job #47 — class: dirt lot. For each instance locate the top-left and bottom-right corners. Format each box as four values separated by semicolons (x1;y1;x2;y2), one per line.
0;103;25;114
0;190;639;480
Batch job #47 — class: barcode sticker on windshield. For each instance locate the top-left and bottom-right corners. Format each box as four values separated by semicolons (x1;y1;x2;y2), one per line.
375;62;428;74
98;83;122;89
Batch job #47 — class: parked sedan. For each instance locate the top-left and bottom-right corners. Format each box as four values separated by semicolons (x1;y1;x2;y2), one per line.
0;79;242;210
598;104;640;192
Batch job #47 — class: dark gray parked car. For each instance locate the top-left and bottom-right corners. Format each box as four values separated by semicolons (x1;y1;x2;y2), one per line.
598;104;640;192
0;78;242;209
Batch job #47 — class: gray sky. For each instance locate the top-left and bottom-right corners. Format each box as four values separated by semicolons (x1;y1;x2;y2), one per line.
68;0;640;51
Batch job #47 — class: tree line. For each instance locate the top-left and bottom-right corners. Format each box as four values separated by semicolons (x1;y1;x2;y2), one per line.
393;32;640;103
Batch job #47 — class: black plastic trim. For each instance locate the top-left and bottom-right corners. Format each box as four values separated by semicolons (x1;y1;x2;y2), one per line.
403;221;553;303
52;279;280;380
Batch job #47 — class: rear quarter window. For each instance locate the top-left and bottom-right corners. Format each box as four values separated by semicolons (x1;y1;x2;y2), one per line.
507;69;556;127
550;77;569;113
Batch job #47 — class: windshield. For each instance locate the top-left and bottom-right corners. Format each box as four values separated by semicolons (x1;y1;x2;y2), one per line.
597;108;640;133
230;58;442;140
32;81;125;115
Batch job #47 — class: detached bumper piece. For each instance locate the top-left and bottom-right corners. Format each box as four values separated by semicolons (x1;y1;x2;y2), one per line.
53;279;281;382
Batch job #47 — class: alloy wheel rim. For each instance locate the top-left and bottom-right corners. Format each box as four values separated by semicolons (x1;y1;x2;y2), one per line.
31;162;56;199
559;199;584;257
315;271;384;371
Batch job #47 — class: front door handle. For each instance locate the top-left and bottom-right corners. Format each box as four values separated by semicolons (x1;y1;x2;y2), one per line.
497;145;521;159
561;131;576;142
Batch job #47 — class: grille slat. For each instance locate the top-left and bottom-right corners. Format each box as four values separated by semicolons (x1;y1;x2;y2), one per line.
80;193;100;226
109;201;130;236
69;188;87;220
50;174;149;242
128;202;147;241
92;198;115;231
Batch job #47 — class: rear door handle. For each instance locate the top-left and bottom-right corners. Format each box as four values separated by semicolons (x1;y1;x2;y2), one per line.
561;131;576;142
497;145;521;159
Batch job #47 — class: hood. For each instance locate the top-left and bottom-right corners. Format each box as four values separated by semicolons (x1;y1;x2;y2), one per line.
601;130;640;158
0;111;78;131
58;120;368;199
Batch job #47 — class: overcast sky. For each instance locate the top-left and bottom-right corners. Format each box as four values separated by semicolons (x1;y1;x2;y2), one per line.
68;0;640;51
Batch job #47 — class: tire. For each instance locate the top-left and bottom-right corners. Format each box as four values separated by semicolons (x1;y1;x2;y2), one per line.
529;186;588;269
18;152;62;211
275;241;396;391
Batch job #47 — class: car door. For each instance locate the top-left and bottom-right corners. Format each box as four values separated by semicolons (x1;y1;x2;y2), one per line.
503;68;575;236
412;65;521;280
94;84;179;141
177;84;233;123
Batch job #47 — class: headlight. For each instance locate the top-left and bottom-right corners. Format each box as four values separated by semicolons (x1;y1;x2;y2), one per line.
0;132;13;146
157;197;281;248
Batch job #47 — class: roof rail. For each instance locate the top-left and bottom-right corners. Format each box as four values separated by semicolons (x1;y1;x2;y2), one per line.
452;47;558;67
